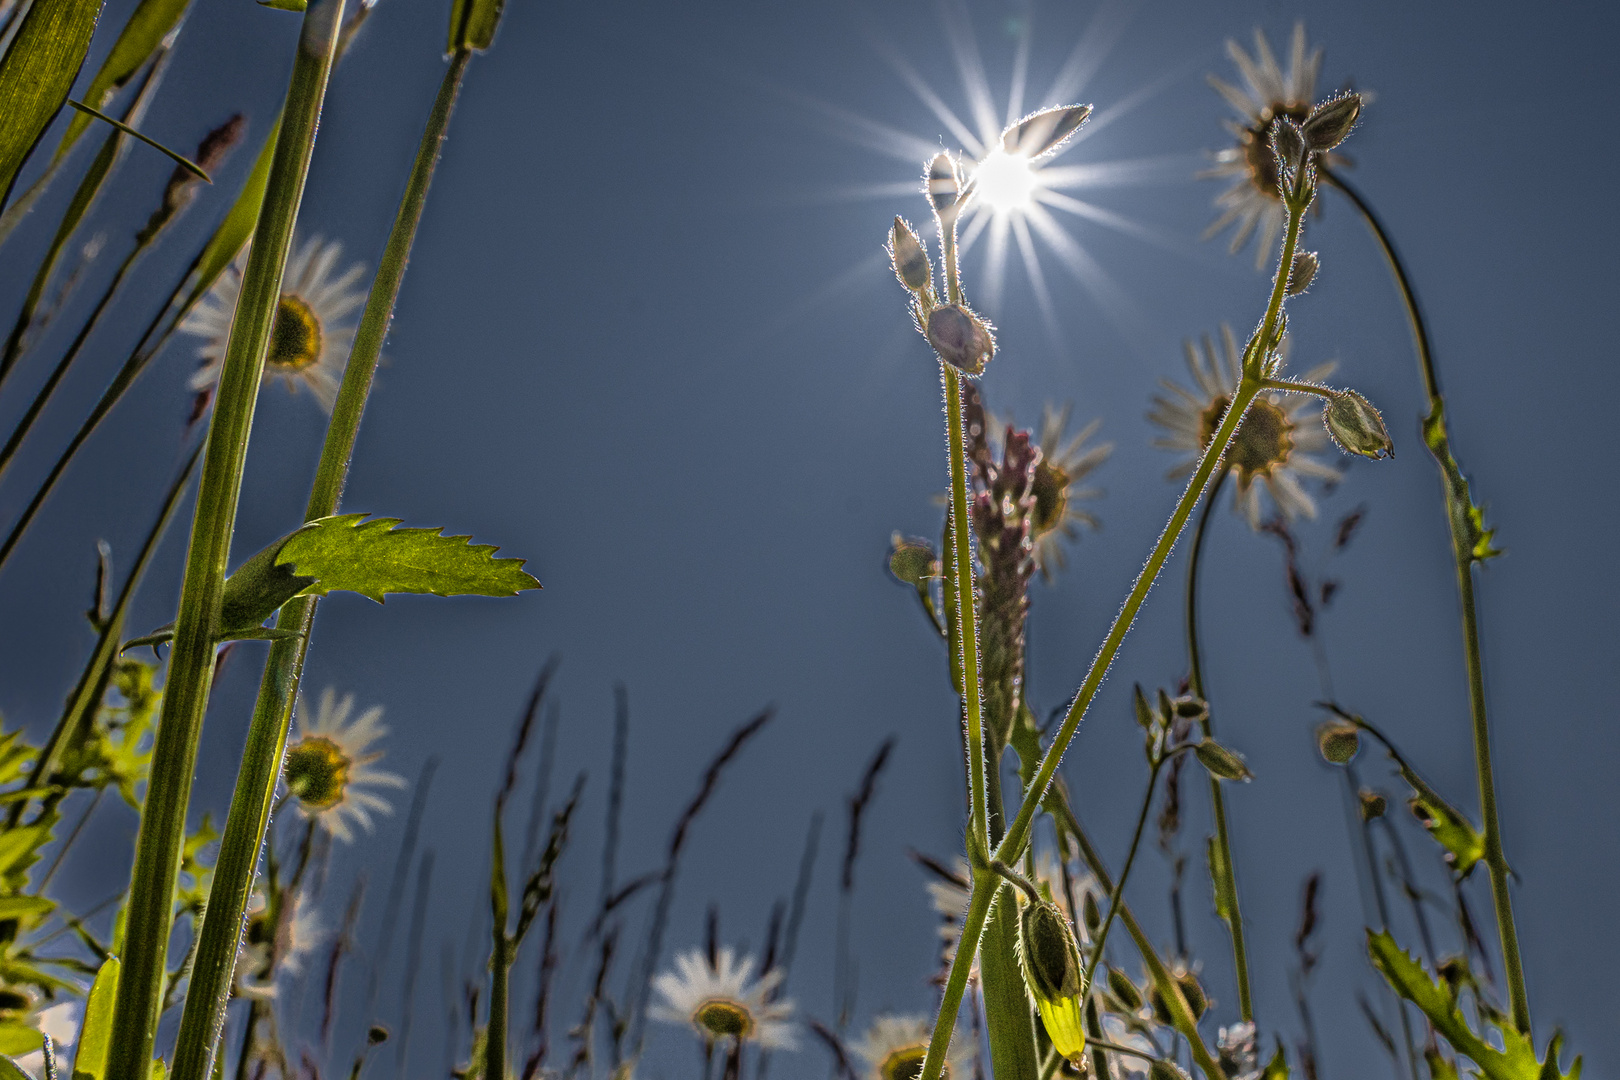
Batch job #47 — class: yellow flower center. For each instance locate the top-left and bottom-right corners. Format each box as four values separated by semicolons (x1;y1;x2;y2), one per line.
1198;395;1295;484
1241;105;1312;201
694;998;754;1040
268;294;323;372
881;1046;951;1080
284;735;351;810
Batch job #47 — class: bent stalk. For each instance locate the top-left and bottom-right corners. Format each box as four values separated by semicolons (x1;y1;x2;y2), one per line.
1322;165;1530;1036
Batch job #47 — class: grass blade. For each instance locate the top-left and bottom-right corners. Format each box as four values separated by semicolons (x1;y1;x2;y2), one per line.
64;99;210;180
0;0;101;209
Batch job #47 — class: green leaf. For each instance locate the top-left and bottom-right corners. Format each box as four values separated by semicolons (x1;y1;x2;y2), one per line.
0;1026;43;1059
1367;930;1580;1080
275;514;540;602
1261;1044;1289;1080
1206;836;1237;928
257;0;307;8
0;896;55;923
0;825;52;884
57;0;192;161
0;0;102;207
1396;763;1485;876
448;0;504;52
72;956;120;1080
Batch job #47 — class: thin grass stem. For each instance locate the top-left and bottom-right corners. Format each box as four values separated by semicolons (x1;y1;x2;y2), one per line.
1322;165;1530;1035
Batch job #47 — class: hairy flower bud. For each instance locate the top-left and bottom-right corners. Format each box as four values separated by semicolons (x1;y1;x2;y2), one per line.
1323;390;1394;459
1302;93;1362;151
1019;901;1088;1060
1106;966;1142;1012
890;217;932;294
1317;721;1360;764
1151;969;1209;1025
1195;738;1253;782
927;152;963;219
1359;788;1388;821
1000;104;1091;158
888;537;939;585
1270;118;1306;182
1287;250;1319;295
926;304;994;376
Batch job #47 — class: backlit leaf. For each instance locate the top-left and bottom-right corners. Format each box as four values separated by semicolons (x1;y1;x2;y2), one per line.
274;514;540;603
72;956;120;1080
0;0;102;207
0;1030;42;1062
1367;930;1581;1080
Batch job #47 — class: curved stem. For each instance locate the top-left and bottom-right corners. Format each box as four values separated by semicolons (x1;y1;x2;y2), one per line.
1323;165;1529;1035
1081;758;1161;992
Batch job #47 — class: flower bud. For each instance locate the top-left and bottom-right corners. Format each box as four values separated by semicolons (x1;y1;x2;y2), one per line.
1172;695;1208;721
889;537;939;585
1302;93;1362;151
926;304;995;376
1151;970;1209;1024
927;152;963;219
1316;721;1360;765
1106;966;1142;1012
1287;250;1319;295
1358;788;1388;821
1270;118;1306;181
1018;900;1088;1061
367;1025;390;1045
1323;390;1394;459
1082;890;1101;936
890;217;933;294
1194;738;1252;782
1000;104;1091;159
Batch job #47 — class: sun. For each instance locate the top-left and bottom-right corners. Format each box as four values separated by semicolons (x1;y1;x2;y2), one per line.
972;149;1040;215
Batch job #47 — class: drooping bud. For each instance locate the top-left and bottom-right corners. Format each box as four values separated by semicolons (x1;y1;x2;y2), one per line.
1358;788;1388;821
1316;721;1360;764
1287;250;1319;295
927;152;963;220
889;536;940;585
1195;738;1253;782
890;217;933;294
1000;104;1091;159
1270;118;1307;182
1302;93;1362;151
1106;966;1142;1012
1018;900;1088;1061
926;304;994;376
1323;389;1394;459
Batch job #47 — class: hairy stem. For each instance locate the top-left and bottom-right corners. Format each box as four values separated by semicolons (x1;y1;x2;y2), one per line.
169;46;472;1080
943;362;989;858
106;5;345;1073
1323;165;1529;1035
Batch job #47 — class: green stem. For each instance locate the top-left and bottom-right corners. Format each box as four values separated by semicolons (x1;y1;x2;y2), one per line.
1260;377;1333;398
919;182;1310;1080
1081;757;1162;993
943;361;989;858
169;45;471;1080
106;4;345;1075
1183;468;1253;1022
1323;165;1529;1036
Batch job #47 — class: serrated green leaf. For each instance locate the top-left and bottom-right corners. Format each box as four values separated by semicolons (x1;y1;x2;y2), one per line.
57;0;192;161
1367;930;1579;1080
275;514;540;602
0;0;102;207
1466;504;1502;562
71;955;119;1080
0;825;51;882
448;0;503;52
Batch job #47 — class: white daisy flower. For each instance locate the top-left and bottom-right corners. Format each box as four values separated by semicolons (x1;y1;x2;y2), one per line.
180;234;366;410
649;947;796;1049
851;1014;971;1080
233;887;325;1002
283;688;405;844
1201;24;1336;268
1147;324;1340;529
